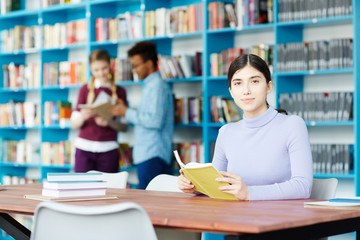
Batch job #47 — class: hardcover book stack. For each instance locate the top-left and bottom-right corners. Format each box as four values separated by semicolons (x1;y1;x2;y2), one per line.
42;172;107;198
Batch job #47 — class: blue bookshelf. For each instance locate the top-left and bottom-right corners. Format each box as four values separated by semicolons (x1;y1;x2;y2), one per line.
0;0;358;192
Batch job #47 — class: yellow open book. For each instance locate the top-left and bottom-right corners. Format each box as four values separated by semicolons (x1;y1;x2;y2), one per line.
174;150;237;200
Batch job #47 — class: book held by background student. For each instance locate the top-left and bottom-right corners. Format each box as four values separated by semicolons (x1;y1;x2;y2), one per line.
78;91;114;121
174;150;237;200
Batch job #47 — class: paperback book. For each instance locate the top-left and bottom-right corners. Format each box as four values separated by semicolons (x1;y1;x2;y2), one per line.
43;180;107;190
42;188;106;198
173;150;237;200
24;194;118;202
47;172;103;182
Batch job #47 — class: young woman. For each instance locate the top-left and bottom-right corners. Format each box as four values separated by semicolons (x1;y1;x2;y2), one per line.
71;49;127;173
178;54;313;200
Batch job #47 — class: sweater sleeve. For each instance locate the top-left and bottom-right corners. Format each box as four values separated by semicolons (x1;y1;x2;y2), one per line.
249;116;313;200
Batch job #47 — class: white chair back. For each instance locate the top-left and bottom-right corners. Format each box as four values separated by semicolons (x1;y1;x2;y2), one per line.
146;174;201;240
310;179;338;240
310;178;338;200
30;201;157;240
146;174;182;192
87;170;128;189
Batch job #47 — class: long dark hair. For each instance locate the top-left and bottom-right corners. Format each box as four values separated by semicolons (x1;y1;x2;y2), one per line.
228;54;287;114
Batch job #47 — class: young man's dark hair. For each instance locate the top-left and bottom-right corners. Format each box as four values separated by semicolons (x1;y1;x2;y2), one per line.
127;41;158;70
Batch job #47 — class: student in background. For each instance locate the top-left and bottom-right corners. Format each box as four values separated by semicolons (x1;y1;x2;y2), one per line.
109;41;174;189
178;54;313;200
71;49;127;173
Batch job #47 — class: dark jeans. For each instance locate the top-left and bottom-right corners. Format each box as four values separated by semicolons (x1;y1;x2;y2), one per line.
75;148;119;173
136;157;170;189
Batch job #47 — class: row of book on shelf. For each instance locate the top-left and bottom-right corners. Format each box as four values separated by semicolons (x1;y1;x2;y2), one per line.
0;101;40;127
210;96;242;123
43;101;72;127
277;38;353;72
42;0;83;8
208;0;273;30
1;19;86;53
0;139;133;168
1;0;83;14
0;96;242;128
172;141;204;169
210;45;273;77
3;51;203;90
174;97;202;124
2;175;38;185
0;0;355;54
312;144;353;174
43;19;87;49
0;140;40;165
0;139;206;172
278;91;353;122
278;0;352;22
42;141;74;166
145;4;202;38
43;61;87;87
1;25;41;53
2;63;40;89
0;0;20;15
2;0;281;49
158;53;202;80
0;101;72;128
95;12;143;41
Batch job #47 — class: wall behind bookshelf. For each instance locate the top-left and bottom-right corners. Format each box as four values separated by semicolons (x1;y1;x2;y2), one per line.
0;0;359;201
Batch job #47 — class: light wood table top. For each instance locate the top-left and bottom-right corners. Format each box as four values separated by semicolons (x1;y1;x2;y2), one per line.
1;183;360;238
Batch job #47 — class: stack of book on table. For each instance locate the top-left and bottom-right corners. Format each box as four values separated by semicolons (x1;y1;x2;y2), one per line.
42;172;107;198
304;197;360;210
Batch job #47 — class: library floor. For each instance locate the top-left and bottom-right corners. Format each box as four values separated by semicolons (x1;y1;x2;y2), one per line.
329;233;355;240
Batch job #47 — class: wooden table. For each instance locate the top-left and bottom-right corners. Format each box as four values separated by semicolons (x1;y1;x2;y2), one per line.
1;183;360;240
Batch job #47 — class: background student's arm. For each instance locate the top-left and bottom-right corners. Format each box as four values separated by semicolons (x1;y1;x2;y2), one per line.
71;86;95;129
106;86;128;131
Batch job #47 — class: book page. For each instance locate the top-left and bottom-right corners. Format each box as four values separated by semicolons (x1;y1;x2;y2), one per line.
79;91;113;108
173;150;212;169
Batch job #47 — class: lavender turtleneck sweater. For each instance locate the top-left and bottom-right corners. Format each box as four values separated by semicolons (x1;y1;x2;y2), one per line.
212;107;313;200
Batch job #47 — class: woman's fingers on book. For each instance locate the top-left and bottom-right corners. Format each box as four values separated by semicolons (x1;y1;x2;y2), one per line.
218;171;242;182
178;174;194;191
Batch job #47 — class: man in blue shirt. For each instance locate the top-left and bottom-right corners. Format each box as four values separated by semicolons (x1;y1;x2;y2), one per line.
109;41;174;189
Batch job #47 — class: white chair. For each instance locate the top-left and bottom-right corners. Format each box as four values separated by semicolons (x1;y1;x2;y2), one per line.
30;201;157;240
146;174;201;240
146;174;182;192
87;170;129;189
310;178;338;240
310;178;338;200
